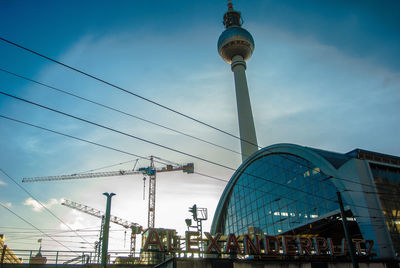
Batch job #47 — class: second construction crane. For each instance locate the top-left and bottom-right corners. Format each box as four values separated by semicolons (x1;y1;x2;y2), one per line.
61;199;142;258
23;156;194;228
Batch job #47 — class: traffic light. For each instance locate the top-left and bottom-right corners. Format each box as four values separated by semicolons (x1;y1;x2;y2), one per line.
188;204;197;221
185;218;192;227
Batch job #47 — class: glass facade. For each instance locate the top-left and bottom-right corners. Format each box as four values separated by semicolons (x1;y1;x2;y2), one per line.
370;163;400;255
218;153;339;235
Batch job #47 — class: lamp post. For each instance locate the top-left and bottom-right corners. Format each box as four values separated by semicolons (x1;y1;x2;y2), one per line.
337;191;358;268
101;192;115;268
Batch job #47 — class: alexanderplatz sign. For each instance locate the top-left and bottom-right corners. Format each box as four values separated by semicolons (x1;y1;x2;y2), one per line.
141;228;376;258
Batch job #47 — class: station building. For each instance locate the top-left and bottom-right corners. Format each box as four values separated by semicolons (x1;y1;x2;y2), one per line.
211;143;400;260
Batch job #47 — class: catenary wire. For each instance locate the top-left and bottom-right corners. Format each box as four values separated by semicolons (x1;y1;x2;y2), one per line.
0;41;395;235
1;38;397;199
0;225;102;231
0;68;244;157
0;91;340;205
0;114;343;214
0;116;390;223
1;113;392;219
0;68;387;193
0;202;76;252
1;113;394;233
0;115;179;174
0;37;260;151
0;90;339;213
0;68;375;195
0;67;369;193
0;168;93;246
152;151;399;201
0;112;392;225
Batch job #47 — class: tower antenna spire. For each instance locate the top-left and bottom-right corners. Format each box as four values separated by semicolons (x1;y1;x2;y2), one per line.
227;0;233;10
223;0;242;28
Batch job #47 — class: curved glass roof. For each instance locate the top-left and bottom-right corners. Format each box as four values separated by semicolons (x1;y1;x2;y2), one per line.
212;152;339;235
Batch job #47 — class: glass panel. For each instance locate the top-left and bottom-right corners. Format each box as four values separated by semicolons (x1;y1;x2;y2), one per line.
370;163;400;255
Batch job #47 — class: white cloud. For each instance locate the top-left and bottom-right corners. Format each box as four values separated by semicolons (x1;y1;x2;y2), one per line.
23;198;61;212
0;180;6;186
1;202;12;208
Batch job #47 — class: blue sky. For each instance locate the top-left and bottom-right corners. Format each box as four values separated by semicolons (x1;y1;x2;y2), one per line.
0;0;399;255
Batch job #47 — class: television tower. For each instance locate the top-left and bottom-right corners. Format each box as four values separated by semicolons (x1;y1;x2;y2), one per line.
218;1;258;162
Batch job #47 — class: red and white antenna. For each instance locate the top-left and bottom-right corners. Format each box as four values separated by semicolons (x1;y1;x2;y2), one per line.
227;0;233;10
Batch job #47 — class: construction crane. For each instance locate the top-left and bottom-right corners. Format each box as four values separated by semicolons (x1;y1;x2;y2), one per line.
23;156;194;228
61;199;142;258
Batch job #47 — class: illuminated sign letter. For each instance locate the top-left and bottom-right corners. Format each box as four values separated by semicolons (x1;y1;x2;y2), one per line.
186;231;200;253
143;229;163;251
224;234;241;254
167;230;180;251
341;238;348;256
365;240;376;256
328;238;342;256
352;239;363;255
282;236;298;255
313;237;328;255
204;232;222;254
263;235;280;255
243;234;261;255
297;237;313;255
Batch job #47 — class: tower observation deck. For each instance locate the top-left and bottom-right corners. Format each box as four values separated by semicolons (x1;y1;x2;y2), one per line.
218;1;258;162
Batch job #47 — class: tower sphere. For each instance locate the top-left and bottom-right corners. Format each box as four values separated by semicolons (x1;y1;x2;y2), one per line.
218;26;255;64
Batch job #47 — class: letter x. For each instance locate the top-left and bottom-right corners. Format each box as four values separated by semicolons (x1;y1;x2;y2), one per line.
205;232;222;253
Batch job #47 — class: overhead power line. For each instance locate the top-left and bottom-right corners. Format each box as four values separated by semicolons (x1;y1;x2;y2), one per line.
0;69;384;192
0;40;395;232
0;114;336;212
0;37;396;194
0;90;391;214
0;36;260;151
0;113;391;218
0;91;340;204
0;168;93;246
0;202;75;252
0;67;243;157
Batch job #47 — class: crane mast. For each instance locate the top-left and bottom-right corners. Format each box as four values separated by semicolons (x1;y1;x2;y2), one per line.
148;157;156;228
61;199;142;257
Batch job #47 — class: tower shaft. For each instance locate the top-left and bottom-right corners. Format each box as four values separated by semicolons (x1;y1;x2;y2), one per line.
231;55;258;161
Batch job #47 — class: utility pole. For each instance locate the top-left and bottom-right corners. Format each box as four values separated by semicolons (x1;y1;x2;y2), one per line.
337;191;358;268
101;193;115;268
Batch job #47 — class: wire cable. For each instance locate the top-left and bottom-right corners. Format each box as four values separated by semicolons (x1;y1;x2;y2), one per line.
0;67;243;157
0;168;93;246
0;109;394;228
0;91;339;204
0;37;260;151
1;39;397;199
0;112;392;217
2;111;395;235
80;159;139;173
0;68;389;194
0;114;340;213
0;202;75;252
